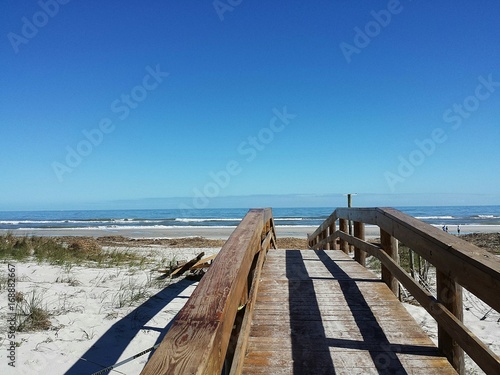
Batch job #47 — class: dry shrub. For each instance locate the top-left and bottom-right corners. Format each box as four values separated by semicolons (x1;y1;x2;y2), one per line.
277;237;309;249
461;233;500;254
16;290;51;332
68;238;102;257
167;237;226;248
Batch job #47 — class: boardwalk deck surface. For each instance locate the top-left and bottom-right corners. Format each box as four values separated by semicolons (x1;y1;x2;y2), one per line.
241;249;457;375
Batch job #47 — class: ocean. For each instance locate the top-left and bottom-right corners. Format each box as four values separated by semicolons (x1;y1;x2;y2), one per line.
0;206;499;232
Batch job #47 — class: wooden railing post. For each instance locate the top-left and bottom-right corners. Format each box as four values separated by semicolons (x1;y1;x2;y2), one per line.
140;208;275;375
308;206;500;374
354;221;366;267
339;218;348;254
437;270;465;374
380;229;399;296
325;226;331;250
329;221;337;250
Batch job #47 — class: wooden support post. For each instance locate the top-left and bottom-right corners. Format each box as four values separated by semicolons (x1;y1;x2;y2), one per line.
380;229;399;296
325;226;331;250
329;222;337;250
409;248;415;279
354;221;366;267
437;270;465;375
339;218;348;254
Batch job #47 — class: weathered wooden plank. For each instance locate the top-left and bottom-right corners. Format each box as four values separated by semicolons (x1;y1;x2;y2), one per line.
354;221;366;266
380;229;399;295
375;247;500;375
242;249;457;374
339;218;349;253
141;208;275;375
190;254;218;270
324;207;500;315
437;269;465;374
376;207;500;313
248;334;438;352
229;232;273;375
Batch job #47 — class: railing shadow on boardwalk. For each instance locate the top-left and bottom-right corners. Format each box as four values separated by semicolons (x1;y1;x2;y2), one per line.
286;250;337;374
286;249;443;374
64;278;195;375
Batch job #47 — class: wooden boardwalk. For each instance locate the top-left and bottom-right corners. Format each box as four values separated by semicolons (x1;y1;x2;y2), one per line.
142;208;500;375
242;249;457;374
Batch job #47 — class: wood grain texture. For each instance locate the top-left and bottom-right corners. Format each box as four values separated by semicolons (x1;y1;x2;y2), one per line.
142;207;499;375
141;208;275;375
241;249;457;374
307;207;500;374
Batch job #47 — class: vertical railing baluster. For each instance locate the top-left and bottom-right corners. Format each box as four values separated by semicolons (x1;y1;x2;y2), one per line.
354;221;366;267
339;218;348;254
380;229;399;296
329;221;337;250
437;270;465;374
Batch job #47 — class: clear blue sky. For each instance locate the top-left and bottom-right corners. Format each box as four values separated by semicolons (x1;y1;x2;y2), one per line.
1;1;500;210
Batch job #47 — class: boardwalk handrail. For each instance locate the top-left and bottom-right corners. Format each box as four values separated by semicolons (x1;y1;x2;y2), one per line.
308;207;500;375
141;208;276;375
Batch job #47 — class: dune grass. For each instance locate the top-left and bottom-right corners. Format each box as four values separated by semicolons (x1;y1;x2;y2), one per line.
0;233;148;267
15;290;51;332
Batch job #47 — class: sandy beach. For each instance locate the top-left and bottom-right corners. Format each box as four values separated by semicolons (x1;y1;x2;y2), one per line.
0;227;498;374
0;240;223;375
2;223;499;240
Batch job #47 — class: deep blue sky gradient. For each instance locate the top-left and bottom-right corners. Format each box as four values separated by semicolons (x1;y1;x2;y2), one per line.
1;1;499;210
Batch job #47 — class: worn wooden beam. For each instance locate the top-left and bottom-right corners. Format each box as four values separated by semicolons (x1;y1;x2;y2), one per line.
353;221;366;267
339;218;348;254
328;213;500;374
190;254;218;270
437;270;465;374
380;229;399;296
329;221;337;250
375;246;500;375
308;210;338;242
340;229;500;375
140;208;274;375
376;207;500;313
229;231;270;374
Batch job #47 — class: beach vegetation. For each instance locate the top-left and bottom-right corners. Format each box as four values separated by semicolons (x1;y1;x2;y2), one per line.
111;272;168;308
364;243;432;278
113;277;150;308
15;289;51;332
81;328;96;340
0;234;150;267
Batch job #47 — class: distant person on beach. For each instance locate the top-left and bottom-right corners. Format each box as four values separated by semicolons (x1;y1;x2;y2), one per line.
457;225;460;235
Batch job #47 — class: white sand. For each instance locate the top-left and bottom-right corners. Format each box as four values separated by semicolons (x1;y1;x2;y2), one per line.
2;223;499;241
0;246;220;375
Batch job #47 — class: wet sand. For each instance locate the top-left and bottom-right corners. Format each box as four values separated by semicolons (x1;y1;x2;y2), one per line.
2;224;498;240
